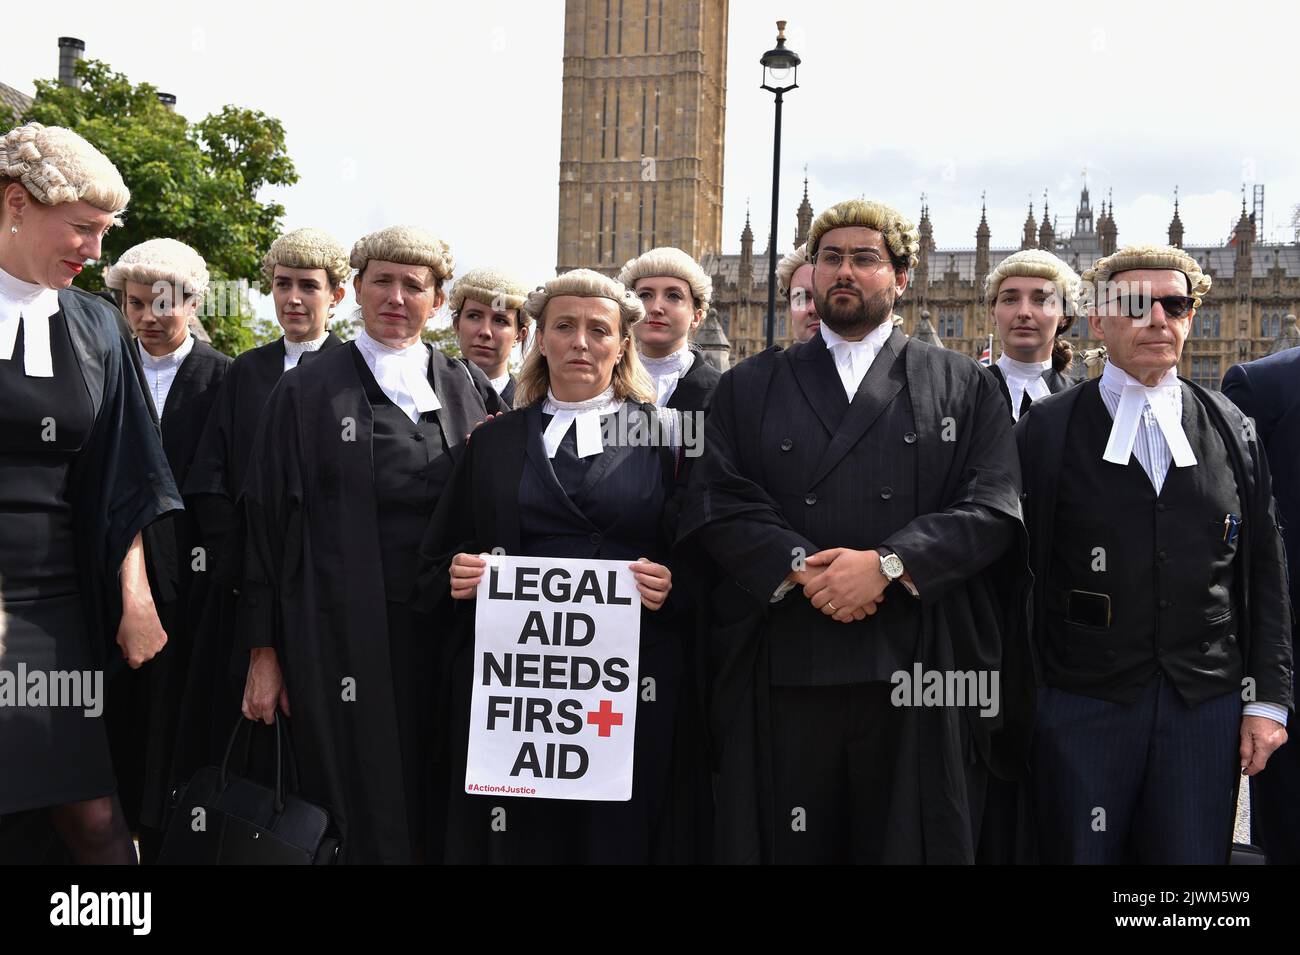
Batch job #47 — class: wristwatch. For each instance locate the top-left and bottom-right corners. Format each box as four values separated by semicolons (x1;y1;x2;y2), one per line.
878;549;905;582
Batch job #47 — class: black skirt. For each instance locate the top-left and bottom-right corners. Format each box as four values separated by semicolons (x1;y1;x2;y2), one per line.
0;592;116;813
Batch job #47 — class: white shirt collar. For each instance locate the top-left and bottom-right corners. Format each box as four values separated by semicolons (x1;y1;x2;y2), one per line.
541;384;623;458
819;319;894;400
996;353;1053;421
489;371;511;395
354;329;442;424
283;332;329;370
639;341;694;405
137;332;195;368
1098;361;1197;469
0;263;60;378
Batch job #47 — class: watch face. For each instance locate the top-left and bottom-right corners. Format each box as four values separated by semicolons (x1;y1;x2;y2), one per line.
881;554;904;579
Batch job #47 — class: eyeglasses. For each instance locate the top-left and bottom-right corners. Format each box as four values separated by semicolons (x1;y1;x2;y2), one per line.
1106;294;1195;320
812;250;891;273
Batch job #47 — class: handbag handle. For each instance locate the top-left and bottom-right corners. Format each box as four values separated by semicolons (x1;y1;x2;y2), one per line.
219;714;291;814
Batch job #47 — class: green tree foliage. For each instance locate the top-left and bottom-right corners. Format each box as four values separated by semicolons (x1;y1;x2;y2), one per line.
18;60;297;355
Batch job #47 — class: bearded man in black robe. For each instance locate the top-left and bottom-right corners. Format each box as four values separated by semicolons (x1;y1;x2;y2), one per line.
678;198;1032;864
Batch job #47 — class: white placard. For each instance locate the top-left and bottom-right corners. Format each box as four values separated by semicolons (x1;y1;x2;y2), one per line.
466;554;641;801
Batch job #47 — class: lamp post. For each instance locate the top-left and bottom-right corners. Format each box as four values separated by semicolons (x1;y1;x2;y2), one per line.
760;20;800;348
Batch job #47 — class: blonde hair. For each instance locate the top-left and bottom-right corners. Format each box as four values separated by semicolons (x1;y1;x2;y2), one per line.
0;122;129;222
1081;243;1212;311
514;268;656;407
616;246;713;312
983;248;1081;317
807;198;920;269
261;227;351;288
104;238;210;299
449;265;531;330
350;225;454;288
776;243;810;297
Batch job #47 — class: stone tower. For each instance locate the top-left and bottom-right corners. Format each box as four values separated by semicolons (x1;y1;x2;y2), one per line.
555;0;729;275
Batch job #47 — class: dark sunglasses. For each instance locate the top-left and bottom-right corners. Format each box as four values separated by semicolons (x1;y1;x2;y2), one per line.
1108;294;1195;319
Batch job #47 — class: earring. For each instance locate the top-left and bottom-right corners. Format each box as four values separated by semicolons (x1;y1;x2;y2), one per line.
8;226;16;235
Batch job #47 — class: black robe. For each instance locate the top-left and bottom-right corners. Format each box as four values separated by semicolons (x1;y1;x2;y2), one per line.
1017;378;1293;709
664;344;722;414
414;401;708;862
171;333;341;780
60;287;185;668
107;339;231;836
500;374;517;409
676;329;1032;864
988;362;1073;420
1;290;179;862
239;342;504;863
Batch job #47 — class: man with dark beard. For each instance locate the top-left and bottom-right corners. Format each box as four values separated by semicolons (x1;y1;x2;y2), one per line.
678;198;1031;863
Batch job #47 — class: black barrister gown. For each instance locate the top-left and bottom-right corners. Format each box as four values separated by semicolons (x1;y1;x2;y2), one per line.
661;344;722;853
0;289;182;816
240;341;503;864
172;334;340;782
676;327;1033;863
106;338;230;837
416;401;709;863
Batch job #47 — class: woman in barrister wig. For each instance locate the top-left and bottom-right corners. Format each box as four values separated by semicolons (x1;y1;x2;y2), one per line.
172;227;348;788
420;269;707;864
616;248;723;851
617;246;721;422
0;123;181;863
102;239;230;862
449;266;531;408
983;248;1082;422
239;226;505;864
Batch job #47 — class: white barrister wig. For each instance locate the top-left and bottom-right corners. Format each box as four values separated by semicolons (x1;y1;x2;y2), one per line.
515;268;654;408
448;266;531;320
0;122;130;219
523;268;646;329
1081;243;1212;310
983;248;1082;317
260;227;351;288
350;225;454;283
104;238;210;298
776;243;810;297
807;198;920;269
616;246;713;312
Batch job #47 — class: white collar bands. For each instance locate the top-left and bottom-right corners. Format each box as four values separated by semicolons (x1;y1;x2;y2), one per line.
138;332;195;368
1099;361;1197;469
355;328;441;424
996;353;1053;421
640;342;694;406
0;264;60;378
541;384;622;458
284;332;329;370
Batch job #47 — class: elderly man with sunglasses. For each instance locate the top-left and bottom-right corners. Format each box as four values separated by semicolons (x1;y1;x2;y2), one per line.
1015;244;1292;864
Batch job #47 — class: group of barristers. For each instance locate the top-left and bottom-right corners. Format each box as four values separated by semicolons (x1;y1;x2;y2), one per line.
0;122;1295;865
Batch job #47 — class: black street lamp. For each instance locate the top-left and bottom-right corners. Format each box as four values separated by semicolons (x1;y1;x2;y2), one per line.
760;20;800;348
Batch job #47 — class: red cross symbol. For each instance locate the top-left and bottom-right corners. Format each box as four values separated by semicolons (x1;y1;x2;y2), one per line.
586;699;624;737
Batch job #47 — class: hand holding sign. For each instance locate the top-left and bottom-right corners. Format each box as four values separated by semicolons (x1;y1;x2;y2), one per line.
630;558;671;610
450;552;488;599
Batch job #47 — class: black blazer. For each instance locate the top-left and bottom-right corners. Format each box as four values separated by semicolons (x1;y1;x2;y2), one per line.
1016;378;1294;711
1223;349;1300;617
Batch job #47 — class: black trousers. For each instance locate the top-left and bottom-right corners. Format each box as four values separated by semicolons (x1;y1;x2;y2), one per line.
1032;673;1241;864
769;682;907;864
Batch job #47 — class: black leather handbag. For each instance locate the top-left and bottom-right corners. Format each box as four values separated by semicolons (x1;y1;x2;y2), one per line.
157;714;340;864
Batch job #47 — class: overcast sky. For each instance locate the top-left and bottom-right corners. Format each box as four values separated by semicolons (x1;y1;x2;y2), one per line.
8;0;1299;323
